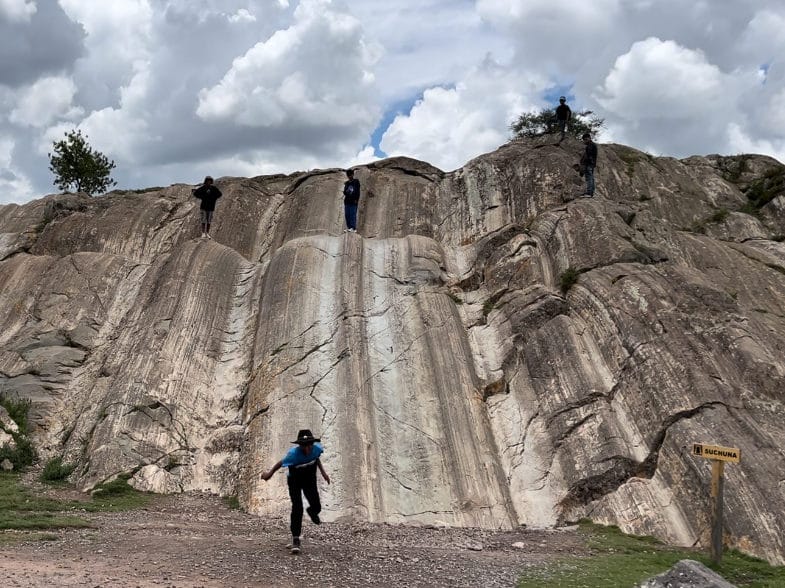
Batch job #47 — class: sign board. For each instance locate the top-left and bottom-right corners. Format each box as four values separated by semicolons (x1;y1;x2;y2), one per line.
692;443;741;463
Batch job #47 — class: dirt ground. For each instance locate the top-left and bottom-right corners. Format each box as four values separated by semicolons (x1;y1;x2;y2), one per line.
0;489;587;588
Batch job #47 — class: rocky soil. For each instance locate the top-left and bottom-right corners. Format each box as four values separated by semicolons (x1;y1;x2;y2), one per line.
0;492;583;588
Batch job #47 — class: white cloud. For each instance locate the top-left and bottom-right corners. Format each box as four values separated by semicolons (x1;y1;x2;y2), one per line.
596;38;727;121
0;0;36;22
727;122;785;163
0;137;35;204
380;59;544;171
9;76;83;127
197;0;380;130
1;0;785;205
228;8;256;23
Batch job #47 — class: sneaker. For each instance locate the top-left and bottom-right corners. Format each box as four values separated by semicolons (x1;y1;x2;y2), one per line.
291;536;301;554
206;233;213;239
201;233;207;239
581;193;594;198
348;228;356;233
307;506;320;525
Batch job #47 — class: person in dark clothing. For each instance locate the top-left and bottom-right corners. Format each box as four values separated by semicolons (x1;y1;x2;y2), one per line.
342;169;360;233
191;176;222;238
261;429;330;555
580;133;598;197
555;96;572;142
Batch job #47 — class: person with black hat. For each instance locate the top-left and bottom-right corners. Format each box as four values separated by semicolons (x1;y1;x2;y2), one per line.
261;429;330;554
555;96;572;143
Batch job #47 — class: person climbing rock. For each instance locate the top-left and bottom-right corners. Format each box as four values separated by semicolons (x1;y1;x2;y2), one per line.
342;169;361;233
555;96;572;143
192;176;222;239
580;133;598;197
261;429;330;555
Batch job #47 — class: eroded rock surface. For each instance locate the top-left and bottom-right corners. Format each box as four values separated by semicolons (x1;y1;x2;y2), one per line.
1;139;784;563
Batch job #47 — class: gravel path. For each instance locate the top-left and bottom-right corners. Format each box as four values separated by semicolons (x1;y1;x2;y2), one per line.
1;493;586;587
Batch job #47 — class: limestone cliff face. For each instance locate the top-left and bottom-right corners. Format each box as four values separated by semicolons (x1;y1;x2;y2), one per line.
1;138;784;563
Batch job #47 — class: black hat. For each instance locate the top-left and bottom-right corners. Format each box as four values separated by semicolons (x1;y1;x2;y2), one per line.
292;429;320;444
559;96;566;102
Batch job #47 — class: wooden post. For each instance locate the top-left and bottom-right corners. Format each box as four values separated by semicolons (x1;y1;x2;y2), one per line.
710;460;725;564
692;443;738;564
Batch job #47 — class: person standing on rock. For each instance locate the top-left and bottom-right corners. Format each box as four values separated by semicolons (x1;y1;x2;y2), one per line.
192;176;222;239
342;168;360;233
555;96;572;143
261;429;330;555
580;133;598;197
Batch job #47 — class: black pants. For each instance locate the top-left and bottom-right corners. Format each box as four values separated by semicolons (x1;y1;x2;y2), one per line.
287;473;320;537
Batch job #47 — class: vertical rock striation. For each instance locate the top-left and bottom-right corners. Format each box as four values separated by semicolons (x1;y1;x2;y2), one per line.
1;139;783;563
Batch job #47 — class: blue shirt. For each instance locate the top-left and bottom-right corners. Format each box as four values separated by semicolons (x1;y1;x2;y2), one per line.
282;443;323;476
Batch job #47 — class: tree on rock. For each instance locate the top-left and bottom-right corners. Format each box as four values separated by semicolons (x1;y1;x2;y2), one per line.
511;108;604;140
48;129;117;195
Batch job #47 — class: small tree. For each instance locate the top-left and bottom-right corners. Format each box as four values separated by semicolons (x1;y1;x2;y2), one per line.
48;129;117;195
510;108;605;140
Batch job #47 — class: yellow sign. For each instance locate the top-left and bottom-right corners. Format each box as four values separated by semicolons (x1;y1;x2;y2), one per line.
692;443;741;463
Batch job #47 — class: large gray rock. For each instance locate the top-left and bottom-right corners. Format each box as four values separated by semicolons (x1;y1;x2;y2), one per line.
0;138;783;563
639;559;736;588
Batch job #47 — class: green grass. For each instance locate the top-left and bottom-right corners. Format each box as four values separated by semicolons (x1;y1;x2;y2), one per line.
224;495;241;510
0;471;152;536
517;521;785;588
482;299;496;316
708;208;729;224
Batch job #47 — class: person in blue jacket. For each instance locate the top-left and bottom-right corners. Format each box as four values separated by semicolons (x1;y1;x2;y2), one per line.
261;429;330;554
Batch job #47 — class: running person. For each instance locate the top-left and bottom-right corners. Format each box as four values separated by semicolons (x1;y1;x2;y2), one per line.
261;429;330;554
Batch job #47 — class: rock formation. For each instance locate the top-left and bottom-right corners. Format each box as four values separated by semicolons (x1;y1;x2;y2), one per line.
1;138;784;563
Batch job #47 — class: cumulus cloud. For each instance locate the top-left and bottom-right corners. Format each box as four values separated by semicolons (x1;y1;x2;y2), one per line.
197;0;380;130
596;38;728;121
0;0;784;205
380;58;544;171
9;76;83;127
0;0;36;22
0;0;85;87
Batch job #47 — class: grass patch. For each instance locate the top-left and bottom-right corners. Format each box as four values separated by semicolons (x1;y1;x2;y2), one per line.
224;495;241;510
482;299;496;316
0;471;152;535
448;292;463;305
708;208;729;224
86;474;151;511
517;521;785;588
559;267;580;294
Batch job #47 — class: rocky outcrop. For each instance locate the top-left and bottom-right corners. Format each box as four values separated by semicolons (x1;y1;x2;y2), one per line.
1;139;784;563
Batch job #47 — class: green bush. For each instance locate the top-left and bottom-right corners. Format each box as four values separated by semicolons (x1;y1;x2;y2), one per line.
560;267;580;294
0;396;37;471
40;457;77;483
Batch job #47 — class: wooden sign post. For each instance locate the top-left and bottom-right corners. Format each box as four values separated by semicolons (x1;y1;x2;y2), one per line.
692;443;741;564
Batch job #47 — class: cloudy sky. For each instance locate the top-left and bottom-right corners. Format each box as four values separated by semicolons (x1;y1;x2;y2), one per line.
1;0;783;204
